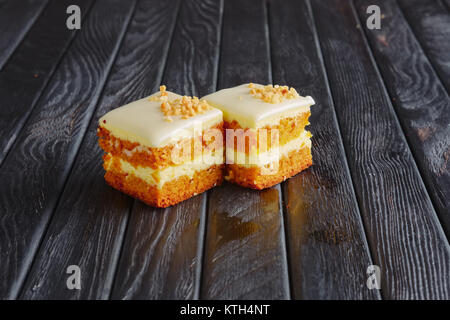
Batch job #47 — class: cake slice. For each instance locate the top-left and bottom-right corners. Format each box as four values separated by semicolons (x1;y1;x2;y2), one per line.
203;83;314;190
98;86;224;207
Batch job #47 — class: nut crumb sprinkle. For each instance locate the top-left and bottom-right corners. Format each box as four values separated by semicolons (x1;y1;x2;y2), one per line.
248;83;300;104
149;85;213;121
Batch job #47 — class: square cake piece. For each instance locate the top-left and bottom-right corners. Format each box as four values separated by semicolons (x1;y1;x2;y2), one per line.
203;83;314;190
98;86;224;207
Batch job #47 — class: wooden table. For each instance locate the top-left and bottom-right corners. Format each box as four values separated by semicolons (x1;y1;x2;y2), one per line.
0;0;449;300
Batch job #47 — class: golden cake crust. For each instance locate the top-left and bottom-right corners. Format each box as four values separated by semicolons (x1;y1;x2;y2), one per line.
104;163;224;208
225;146;312;190
224;111;310;152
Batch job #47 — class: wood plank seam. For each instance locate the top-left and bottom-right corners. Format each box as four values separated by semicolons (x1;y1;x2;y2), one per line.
350;0;450;245
195;0;224;301
270;0;380;299
266;0;292;300
310;0;450;298
263;0;273;83
214;0;226;88
0;0;96;169
201;0;289;299
194;193;209;300
108;0;223;300
21;0;184;299
266;0;291;300
395;0;450;96
352;0;450;235
276;183;292;299
82;3;143;298
105;0;184;300
195;0;224;300
106;200;136;300
104;0;183;299
354;0;450;240
349;0;450;297
0;0;50;72
306;0;384;299
157;0;183;91
14;0;139;300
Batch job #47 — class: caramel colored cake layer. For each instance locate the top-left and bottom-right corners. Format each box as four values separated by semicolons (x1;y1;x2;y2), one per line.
98;87;224;208
225;145;312;190
105;164;224;208
98;122;224;170
203;83;315;190
224;110;310;151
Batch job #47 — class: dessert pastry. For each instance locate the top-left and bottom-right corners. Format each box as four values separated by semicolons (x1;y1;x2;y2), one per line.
98;86;224;207
203;83;314;189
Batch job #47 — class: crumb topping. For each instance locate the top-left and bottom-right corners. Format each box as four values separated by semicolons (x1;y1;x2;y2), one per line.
248;83;300;104
149;85;213;121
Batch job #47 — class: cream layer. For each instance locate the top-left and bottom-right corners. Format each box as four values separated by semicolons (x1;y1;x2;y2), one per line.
226;130;312;167
104;152;223;189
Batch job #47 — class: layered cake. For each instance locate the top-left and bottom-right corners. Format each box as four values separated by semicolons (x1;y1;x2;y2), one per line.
203;83;314;190
97;86;224;207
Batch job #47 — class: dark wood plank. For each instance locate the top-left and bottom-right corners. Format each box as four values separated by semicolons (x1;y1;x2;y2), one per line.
310;0;450;299
355;0;450;244
161;0;223;98
444;0;450;12
112;197;207;299
269;0;379;299
0;0;48;71
0;0;93;165
0;0;136;299
200;0;290;300
111;0;223;300
19;0;180;300
397;0;450;94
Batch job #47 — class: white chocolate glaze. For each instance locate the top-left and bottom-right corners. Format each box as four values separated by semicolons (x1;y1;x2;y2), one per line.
202;83;315;128
99;91;223;148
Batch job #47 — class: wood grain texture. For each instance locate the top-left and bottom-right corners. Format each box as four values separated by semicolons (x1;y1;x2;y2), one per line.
0;0;93;165
397;0;450;94
1;0;448;300
200;0;290;300
310;0;450;299
112;197;207;299
269;0;379;299
444;0;450;12
355;0;450;244
0;0;136;299
0;0;48;71
162;0;223;97
111;0;223;300
18;0;182;300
